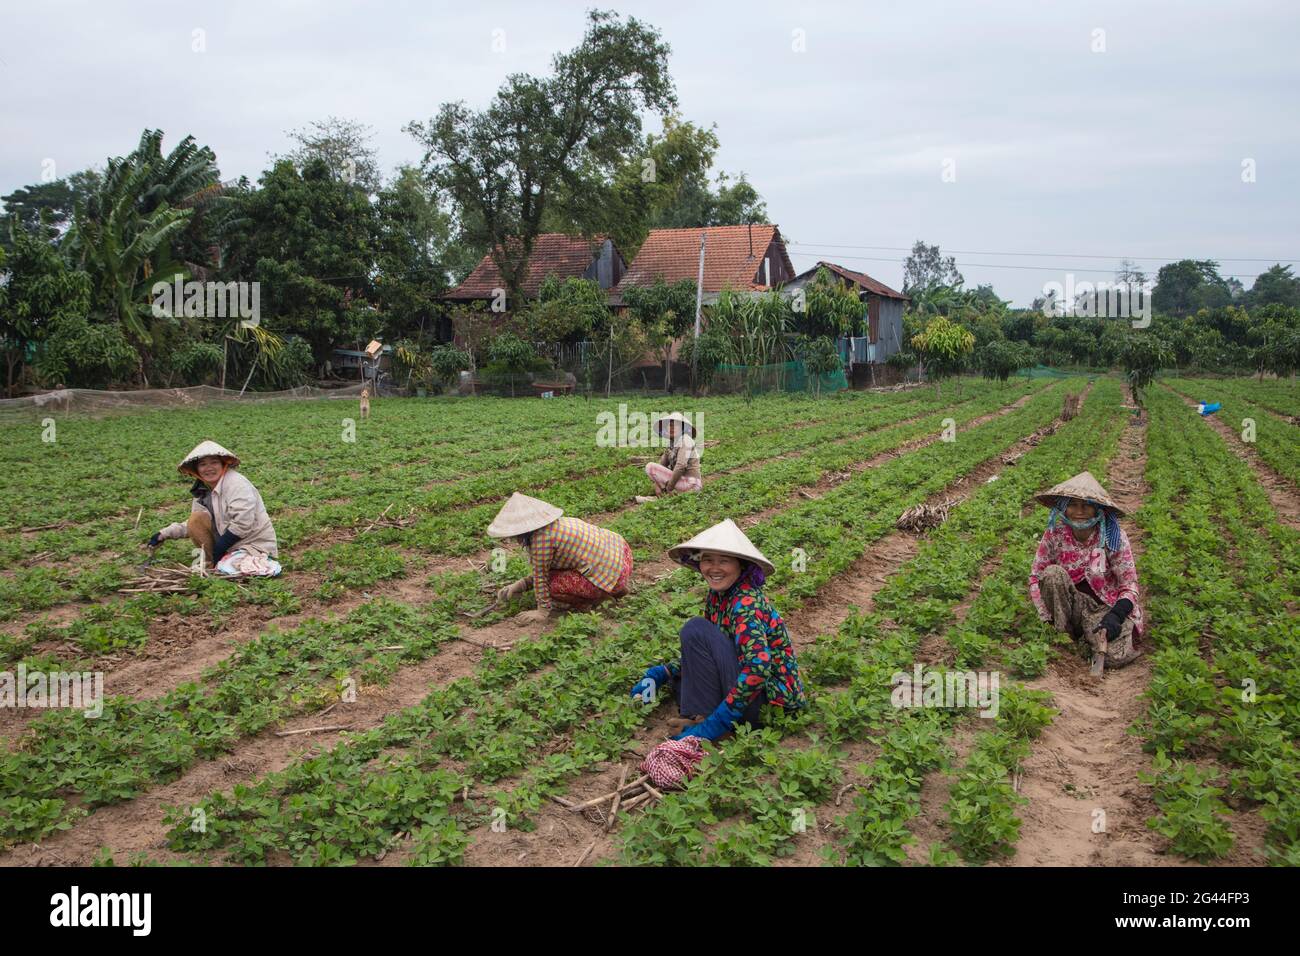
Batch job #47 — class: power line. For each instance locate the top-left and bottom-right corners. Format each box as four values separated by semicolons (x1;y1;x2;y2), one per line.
784;249;1277;282
786;241;1299;264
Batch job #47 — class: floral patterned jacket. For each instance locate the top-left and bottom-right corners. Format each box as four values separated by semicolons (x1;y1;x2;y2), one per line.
1028;524;1144;637
668;579;806;714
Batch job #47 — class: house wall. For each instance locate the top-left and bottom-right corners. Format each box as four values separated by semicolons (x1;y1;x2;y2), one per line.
873;296;906;363
753;238;795;286
589;238;626;290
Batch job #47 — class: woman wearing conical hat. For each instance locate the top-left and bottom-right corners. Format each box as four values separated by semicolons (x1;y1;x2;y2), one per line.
635;413;702;505
487;493;634;625
1028;471;1143;669
629;519;806;741
147;440;281;576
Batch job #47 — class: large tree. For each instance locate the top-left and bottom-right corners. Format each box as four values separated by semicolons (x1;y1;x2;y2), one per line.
223;159;379;369
374;166;458;343
621;276;696;391
1152;259;1231;317
903;240;963;294
284;116;383;196
0;169;103;251
405;9;677;309
1248;264;1300;310
0;229;93;393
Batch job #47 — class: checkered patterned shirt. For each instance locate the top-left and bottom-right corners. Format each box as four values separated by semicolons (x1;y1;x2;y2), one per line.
528;517;628;609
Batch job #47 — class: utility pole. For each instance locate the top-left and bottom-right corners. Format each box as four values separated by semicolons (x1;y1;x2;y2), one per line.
692;231;706;390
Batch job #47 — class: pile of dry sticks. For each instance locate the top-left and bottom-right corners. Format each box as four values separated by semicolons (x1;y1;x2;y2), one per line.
556;765;666;864
355;503;417;537
895;498;955;533
118;562;208;594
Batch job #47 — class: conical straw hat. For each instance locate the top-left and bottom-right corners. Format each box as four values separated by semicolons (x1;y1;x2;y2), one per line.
1034;471;1123;516
487;492;564;538
653;412;696;438
668;519;774;575
178;440;240;476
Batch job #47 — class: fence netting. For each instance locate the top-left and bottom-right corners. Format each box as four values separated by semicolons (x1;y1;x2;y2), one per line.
712;361;849;395
0;383;368;420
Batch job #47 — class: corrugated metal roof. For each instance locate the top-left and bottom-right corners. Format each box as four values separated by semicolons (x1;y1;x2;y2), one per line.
793;261;909;301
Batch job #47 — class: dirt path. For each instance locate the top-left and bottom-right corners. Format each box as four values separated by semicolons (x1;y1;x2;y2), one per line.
1162;385;1300;530
1002;390;1170;865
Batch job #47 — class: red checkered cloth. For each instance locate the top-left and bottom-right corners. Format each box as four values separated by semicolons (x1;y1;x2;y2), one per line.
640;737;707;789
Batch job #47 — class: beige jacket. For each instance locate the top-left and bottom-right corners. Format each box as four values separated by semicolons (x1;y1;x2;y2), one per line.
159;469;279;557
657;433;702;488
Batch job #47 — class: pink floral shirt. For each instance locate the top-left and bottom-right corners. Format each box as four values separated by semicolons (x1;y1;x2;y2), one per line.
1028;524;1144;637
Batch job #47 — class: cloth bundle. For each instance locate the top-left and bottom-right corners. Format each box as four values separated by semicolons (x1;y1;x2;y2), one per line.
640;737;707;789
213;549;283;577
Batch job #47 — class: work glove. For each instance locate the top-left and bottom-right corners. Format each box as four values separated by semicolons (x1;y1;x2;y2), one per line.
630;665;671;703
212;529;241;562
672;699;743;742
1094;598;1134;643
147;532;162;548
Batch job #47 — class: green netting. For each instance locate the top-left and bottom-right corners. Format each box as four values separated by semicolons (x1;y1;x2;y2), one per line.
714;361;848;395
1019;365;1077;379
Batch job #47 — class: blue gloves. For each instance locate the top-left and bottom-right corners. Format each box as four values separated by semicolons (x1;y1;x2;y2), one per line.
630;665;671;703
672;699;743;742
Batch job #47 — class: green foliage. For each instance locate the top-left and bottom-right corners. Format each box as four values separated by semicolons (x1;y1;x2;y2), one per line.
0;226;93;392
525;276;611;348
483;331;551;395
1119;332;1172;406
795;334;843;398
911;315;975;388
976;338;1034;383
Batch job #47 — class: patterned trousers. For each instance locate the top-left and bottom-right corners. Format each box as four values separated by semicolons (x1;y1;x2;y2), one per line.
1036;564;1140;667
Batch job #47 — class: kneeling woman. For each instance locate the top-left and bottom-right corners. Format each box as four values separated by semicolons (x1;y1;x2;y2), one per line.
488;493;634;624
1028;471;1143;668
148;440;281;576
631;519;806;741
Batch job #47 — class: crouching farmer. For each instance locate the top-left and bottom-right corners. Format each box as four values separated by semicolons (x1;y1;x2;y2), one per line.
1028;471;1142;670
631;519;806;741
147;440;281;576
488;492;634;625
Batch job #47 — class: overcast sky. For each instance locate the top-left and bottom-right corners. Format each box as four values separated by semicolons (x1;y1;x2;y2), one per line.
3;0;1297;304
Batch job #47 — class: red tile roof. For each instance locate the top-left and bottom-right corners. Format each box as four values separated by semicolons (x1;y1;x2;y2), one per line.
797;261;909;301
446;233;608;300
614;225;792;297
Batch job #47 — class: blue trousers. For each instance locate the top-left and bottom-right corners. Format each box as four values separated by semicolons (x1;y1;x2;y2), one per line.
671;617;765;726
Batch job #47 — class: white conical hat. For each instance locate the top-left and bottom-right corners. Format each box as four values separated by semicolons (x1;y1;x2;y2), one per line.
1035;471;1123;516
178;440;240;476
668;519;774;575
653;412;696;438
487;493;564;538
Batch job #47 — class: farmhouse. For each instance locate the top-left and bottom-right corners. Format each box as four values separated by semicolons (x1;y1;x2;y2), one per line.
785;261;910;382
609;223;796;308
444;233;627;311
